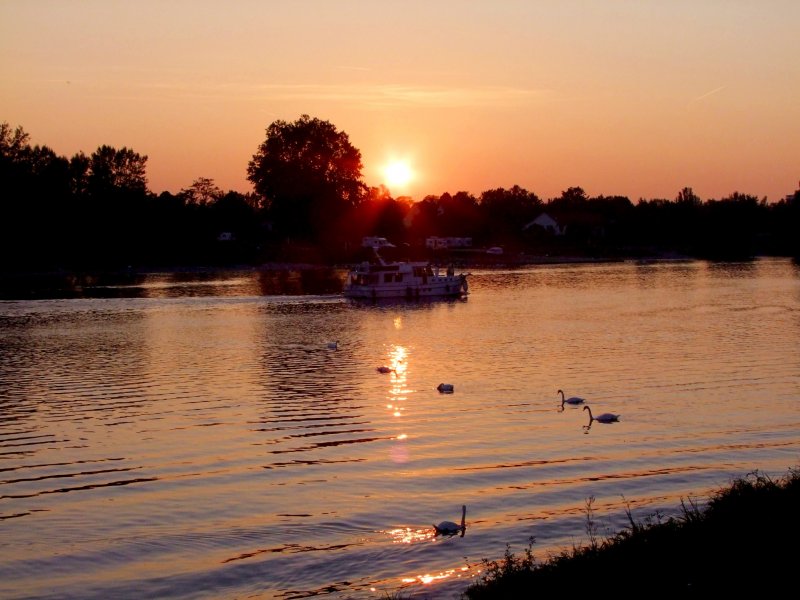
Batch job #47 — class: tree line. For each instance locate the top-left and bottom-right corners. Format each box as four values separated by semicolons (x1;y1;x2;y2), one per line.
2;116;798;272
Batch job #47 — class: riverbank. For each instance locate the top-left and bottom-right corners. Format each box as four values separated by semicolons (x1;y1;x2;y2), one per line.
0;253;676;299
462;467;800;597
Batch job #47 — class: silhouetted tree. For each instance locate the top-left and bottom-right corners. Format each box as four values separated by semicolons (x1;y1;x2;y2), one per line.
676;186;701;206
1;123;73;269
479;185;542;244
247;114;366;242
181;177;223;206
87;145;148;199
439;191;482;238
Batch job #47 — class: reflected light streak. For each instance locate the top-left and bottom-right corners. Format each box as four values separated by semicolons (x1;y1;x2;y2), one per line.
386;345;409;418
401;566;471;586
385;527;435;544
389;345;407;375
386;344;411;462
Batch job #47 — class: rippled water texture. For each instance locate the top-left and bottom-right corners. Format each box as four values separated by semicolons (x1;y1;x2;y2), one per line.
1;259;799;599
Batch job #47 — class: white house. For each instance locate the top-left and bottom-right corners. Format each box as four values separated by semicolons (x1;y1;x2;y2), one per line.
523;213;563;235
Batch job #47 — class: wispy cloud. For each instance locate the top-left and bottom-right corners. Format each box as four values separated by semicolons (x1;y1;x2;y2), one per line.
250;82;551;109
44;73;551;110
691;85;726;104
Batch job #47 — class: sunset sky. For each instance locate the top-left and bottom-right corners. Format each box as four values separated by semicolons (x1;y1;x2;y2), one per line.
2;0;798;202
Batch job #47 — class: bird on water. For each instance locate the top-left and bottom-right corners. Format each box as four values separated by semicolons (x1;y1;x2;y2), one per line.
583;405;620;424
433;505;466;537
557;389;585;407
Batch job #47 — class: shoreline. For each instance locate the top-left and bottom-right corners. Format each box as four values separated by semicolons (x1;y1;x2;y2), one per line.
0;253;783;300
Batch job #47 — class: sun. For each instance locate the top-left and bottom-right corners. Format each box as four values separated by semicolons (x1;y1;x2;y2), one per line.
383;160;414;189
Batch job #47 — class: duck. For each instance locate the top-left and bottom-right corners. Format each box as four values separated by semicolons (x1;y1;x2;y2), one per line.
327;341;339;350
557;389;585;406
376;366;395;374
436;383;454;393
583;405;620;424
433;505;466;536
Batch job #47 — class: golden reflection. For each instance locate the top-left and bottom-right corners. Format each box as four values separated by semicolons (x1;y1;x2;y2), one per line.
385;527;435;544
393;316;402;330
389;345;407;374
385;344;411;463
385;345;409;419
401;566;471;585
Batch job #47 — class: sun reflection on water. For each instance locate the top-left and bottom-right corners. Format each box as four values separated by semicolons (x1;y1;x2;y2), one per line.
386;345;410;463
384;527;435;544
401;565;471;585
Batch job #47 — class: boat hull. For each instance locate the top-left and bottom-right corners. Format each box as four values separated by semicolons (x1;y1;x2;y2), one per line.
343;277;467;299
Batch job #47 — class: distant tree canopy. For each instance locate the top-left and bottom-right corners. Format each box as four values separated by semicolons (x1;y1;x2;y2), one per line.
1;117;799;273
247;114;367;241
86;145;148;199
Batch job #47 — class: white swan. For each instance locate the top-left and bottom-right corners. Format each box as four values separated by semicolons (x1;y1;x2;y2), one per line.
433;505;466;536
557;389;585;406
583;405;620;423
437;383;454;393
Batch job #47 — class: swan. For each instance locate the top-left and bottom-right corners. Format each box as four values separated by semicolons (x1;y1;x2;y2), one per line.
583;405;620;423
437;383;454;393
557;389;585;406
376;366;395;374
433;505;466;536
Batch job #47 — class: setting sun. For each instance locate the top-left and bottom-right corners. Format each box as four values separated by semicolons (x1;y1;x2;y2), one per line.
383;161;414;190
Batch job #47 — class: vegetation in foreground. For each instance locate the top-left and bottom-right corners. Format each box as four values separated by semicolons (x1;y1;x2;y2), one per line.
463;468;800;597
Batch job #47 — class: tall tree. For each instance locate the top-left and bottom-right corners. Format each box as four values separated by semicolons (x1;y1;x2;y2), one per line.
87;145;148;199
181;177;223;206
479;185;542;243
247;114;366;240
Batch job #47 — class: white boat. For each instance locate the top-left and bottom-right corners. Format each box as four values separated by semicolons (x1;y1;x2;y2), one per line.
343;252;468;300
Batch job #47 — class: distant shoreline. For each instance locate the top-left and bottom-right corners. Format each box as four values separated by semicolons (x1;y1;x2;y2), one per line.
0;252;779;300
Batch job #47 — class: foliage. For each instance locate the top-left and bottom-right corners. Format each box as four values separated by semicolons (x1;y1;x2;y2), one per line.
87;145;148;198
247;114;366;241
2;116;800;273
463;467;800;598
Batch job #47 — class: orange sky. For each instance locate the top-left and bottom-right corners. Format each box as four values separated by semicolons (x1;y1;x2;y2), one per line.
2;0;798;202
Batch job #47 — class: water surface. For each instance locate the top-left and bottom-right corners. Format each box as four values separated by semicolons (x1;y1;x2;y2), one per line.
1;258;799;598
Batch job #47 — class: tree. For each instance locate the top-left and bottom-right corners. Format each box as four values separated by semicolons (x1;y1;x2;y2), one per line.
247;114;366;240
180;177;223;206
0;122;30;162
87;145;148;199
479;185;542;243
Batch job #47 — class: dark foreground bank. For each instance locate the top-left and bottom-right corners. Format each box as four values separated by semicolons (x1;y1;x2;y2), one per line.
463;468;800;597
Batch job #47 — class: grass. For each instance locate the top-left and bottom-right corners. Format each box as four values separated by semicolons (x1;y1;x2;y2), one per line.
462;467;800;597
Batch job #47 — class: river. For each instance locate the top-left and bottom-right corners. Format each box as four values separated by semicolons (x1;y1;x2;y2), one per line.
1;258;799;599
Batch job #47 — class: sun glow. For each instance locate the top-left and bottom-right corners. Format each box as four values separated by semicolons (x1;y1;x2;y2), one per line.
382;160;414;190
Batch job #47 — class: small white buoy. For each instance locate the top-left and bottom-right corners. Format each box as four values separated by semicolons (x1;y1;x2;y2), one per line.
437;383;454;393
